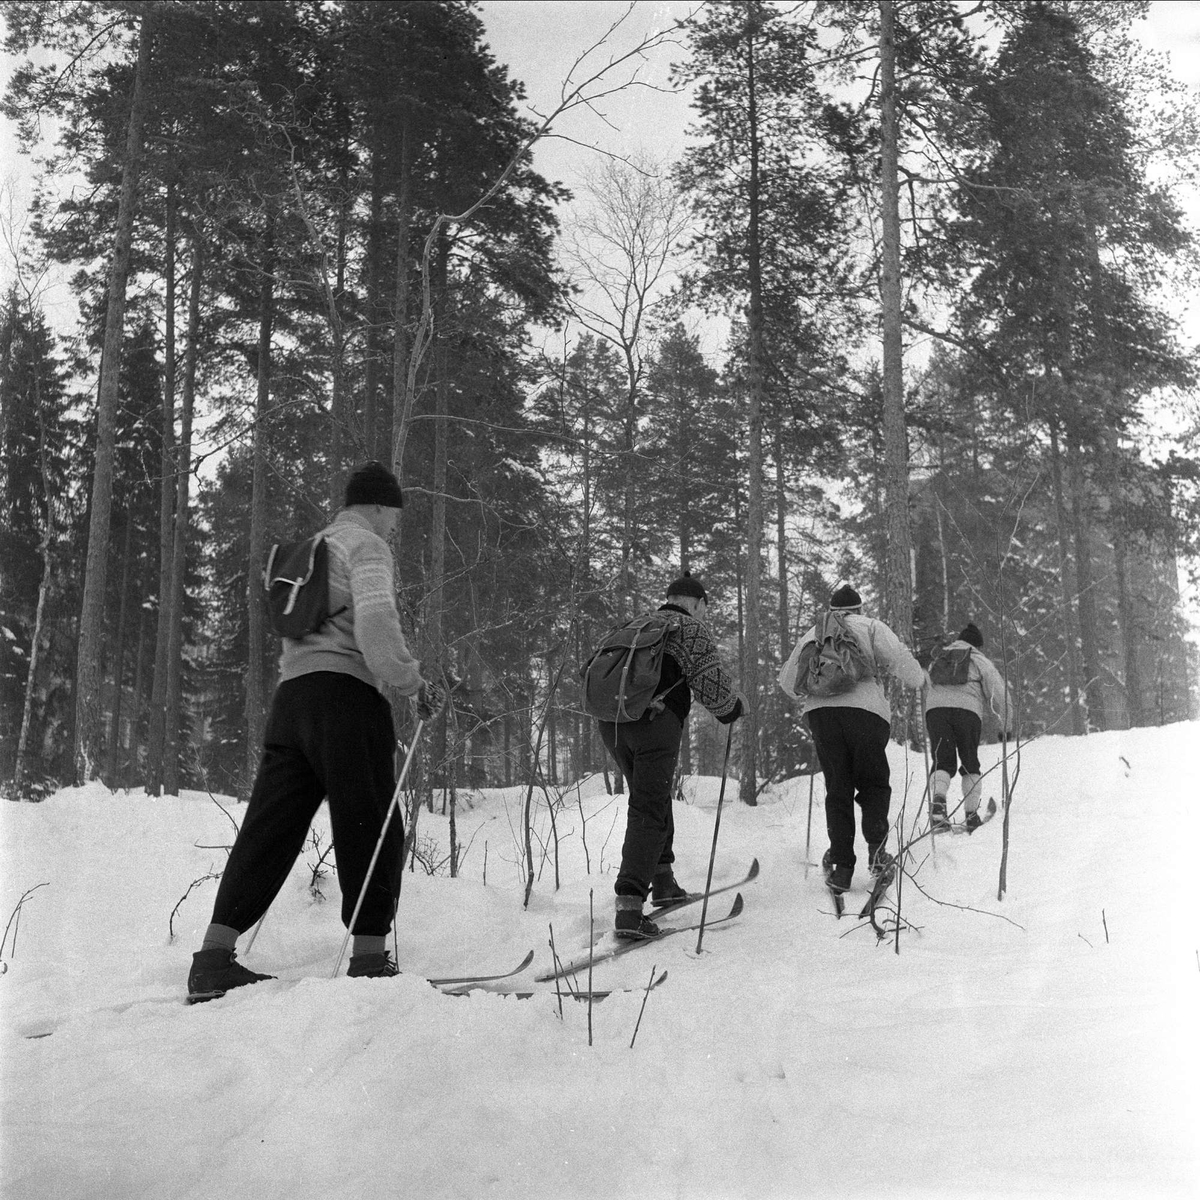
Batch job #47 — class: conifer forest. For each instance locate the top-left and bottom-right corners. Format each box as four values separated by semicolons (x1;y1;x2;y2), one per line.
1;0;1197;810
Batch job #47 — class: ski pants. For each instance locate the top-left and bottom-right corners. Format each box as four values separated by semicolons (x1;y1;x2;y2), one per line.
211;672;402;937
805;706;891;872
598;711;682;899
925;706;982;777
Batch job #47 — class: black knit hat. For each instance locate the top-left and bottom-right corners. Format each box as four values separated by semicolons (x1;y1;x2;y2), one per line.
829;584;862;610
959;623;984;648
345;461;404;509
666;571;707;602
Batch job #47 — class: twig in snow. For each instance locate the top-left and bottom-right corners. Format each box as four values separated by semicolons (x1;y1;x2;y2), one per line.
169;871;222;941
1;882;49;965
630;964;659;1049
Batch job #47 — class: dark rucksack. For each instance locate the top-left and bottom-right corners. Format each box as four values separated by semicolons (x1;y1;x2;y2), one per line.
581;612;682;723
792;611;874;698
263;535;346;639
928;643;973;686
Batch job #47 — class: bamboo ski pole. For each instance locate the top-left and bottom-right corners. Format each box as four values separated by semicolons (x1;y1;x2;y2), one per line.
332;718;426;978
695;721;735;954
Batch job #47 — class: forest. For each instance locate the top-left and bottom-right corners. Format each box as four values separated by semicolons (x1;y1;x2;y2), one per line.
1;0;1197;813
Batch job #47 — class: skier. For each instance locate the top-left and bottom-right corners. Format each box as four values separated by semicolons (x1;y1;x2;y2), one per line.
924;622;1013;831
187;461;445;1002
594;573;744;940
780;584;926;900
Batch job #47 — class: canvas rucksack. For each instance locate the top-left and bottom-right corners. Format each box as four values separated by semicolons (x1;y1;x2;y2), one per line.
581;612;683;723
789;611;875;699
263;535;346;639
928;643;973;686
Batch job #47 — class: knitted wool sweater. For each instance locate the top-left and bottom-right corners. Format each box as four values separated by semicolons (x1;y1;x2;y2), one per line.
656;603;742;725
276;510;423;696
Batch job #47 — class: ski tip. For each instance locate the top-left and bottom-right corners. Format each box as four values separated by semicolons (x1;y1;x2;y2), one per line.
515;949;535;972
728;892;744;917
746;857;761;881
986;797;998;816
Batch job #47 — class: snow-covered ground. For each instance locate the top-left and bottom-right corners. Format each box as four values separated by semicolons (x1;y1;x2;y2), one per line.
3;722;1198;1200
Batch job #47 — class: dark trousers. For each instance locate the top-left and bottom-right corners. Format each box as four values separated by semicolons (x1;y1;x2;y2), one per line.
806;706;892;871
211;672;401;937
926;707;982;776
598;712;682;899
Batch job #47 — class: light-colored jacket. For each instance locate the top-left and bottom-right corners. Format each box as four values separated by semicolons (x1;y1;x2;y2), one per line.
277;509;423;696
778;612;926;724
926;640;1011;728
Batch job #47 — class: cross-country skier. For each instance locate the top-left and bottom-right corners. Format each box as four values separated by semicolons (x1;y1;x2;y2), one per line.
187;461;445;1002
593;573;744;940
924;622;1013;831
779;584;926;900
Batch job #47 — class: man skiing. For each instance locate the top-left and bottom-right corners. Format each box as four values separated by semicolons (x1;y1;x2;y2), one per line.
779;584;926;901
187;461;445;1002
924;622;1013;831
593;573;744;940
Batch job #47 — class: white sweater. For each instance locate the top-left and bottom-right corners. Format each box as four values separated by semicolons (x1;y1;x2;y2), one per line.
925;640;1012;727
779;612;926;723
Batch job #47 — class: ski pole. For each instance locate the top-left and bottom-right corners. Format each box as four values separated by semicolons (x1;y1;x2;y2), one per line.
696;721;735;954
332;718;426;979
804;768;814;878
243;913;267;956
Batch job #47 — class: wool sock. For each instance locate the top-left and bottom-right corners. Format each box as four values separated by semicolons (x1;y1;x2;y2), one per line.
352;934;387;957
201;923;239;953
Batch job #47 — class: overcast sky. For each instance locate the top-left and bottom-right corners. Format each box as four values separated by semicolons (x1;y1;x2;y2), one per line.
2;1;1199;341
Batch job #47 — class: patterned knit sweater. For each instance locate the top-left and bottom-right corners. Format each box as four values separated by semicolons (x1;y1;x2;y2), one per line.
656;603;742;725
277;510;423;695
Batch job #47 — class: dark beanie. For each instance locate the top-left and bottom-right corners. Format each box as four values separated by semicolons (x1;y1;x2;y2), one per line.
830;584;862;610
345;461;404;509
959;623;983;648
666;571;707;602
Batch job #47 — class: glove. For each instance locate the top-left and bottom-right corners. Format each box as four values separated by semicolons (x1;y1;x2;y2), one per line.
416;679;446;721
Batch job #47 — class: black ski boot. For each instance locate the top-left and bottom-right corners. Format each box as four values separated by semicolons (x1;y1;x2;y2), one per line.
964;810;983;833
930;799;951;832
347;951;400;978
650;869;689;908
187;949;274;1004
615;896;662;940
821;850;852;893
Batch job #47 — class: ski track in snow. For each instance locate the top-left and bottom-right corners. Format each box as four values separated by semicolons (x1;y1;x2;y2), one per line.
2;722;1198;1199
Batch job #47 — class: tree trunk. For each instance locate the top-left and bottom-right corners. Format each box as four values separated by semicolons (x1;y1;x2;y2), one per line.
878;0;914;643
739;16;764;806
73;10;154;783
104;512;136;783
390;112;414;476
244;218;275;798
14;395;55;798
146;176;176;796
1066;431;1105;730
1047;415;1085;734
164;238;202;795
363;142;385;459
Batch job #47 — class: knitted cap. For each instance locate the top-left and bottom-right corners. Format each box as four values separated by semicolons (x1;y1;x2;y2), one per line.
666;571;707;602
345;461;404;509
829;584;862;610
959;623;984;648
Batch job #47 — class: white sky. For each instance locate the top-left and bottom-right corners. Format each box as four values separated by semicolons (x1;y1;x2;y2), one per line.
2;2;1199;344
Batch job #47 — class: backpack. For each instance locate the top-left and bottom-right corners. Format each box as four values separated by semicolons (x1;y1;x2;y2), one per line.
263;535;346;639
928;643;973;686
581;612;682;723
790;611;874;699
